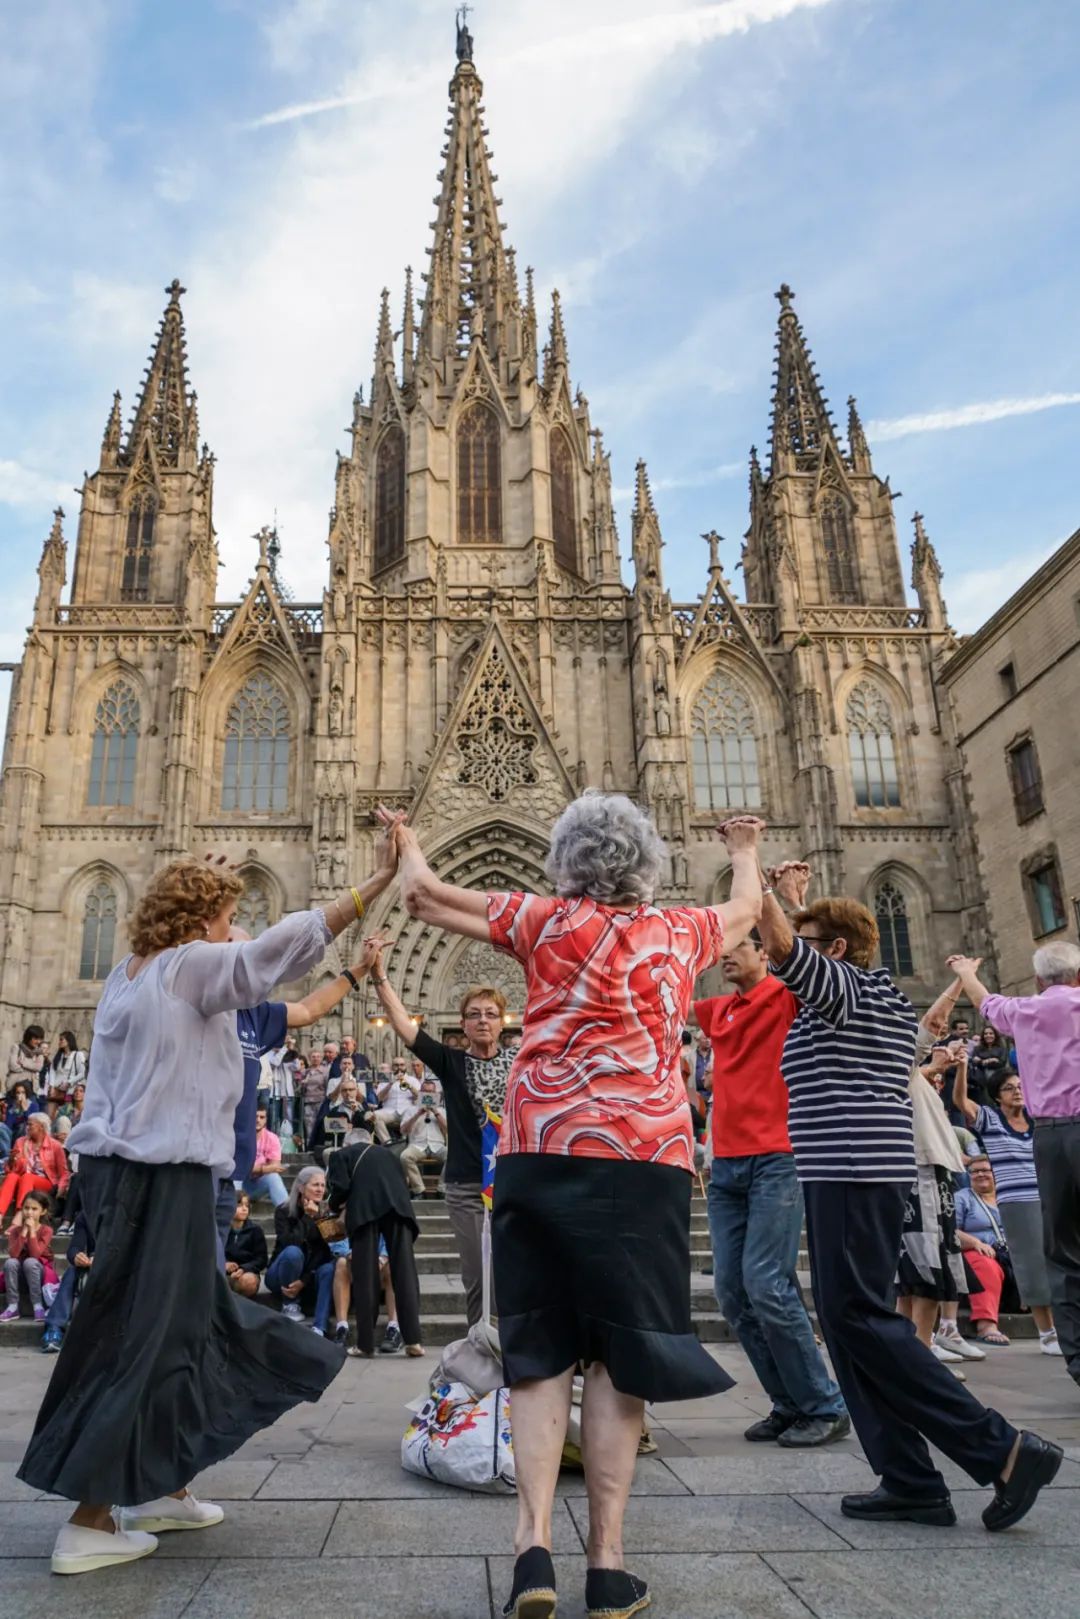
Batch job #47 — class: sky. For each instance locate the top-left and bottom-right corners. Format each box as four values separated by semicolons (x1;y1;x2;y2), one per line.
2;0;1079;681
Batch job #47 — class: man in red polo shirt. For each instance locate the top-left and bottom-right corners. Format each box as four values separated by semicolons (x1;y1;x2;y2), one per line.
696;933;849;1447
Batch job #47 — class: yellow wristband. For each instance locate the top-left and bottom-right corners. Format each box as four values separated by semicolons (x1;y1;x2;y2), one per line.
350;887;365;921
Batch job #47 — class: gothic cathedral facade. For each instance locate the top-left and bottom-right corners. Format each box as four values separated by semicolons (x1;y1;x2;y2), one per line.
0;39;983;1051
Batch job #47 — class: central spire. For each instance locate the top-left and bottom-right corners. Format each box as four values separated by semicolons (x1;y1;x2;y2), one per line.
124;279;198;467
768;283;838;473
418;23;520;366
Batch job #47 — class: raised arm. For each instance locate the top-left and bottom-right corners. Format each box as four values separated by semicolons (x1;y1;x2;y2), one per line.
950;1039;978;1125
369;951;422;1050
389;817;490;942
713;818;766;947
286;935;389;1029
756;860;808;967
946;955;992;1013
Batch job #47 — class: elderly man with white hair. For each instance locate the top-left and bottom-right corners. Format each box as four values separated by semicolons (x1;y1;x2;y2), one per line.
383;793;764;1619
949;942;1080;1388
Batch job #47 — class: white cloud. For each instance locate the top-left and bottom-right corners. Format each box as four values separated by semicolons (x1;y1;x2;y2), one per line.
868;392;1080;443
0;459;71;512
612;461;743;502
947;542;1059;635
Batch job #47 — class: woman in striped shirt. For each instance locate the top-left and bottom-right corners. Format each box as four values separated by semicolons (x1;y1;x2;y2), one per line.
755;859;1061;1534
953;1064;1061;1355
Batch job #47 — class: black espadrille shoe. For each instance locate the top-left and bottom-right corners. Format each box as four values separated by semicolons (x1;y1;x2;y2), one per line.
585;1568;651;1619
502;1546;557;1619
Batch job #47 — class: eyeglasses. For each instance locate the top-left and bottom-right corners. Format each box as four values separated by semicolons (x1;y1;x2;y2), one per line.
463;1011;499;1021
800;934;838;951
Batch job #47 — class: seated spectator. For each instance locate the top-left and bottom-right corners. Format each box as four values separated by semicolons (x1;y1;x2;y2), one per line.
40;1208;94;1352
968;1023;1011;1099
408;1055;440;1100
6;1024;45;1098
400;1079;448;1195
309;1073;365;1165
235;1107;288;1208
955;1157;1020;1345
373;1058;421;1140
328;1122;422;1358
266;1165;337;1331
0;1113;69;1222
2;1190;57;1322
45;1032;87;1119
224;1191;268;1300
4;1081;41;1146
57;1082;86;1127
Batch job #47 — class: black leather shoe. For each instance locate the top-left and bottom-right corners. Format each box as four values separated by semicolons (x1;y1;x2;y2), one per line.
744;1411;798;1443
841;1485;956;1526
983;1431;1063;1531
778;1413;852;1448
503;1546;557;1619
585;1569;650;1619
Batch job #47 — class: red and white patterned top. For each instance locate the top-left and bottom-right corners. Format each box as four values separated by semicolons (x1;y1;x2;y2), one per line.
488;892;725;1172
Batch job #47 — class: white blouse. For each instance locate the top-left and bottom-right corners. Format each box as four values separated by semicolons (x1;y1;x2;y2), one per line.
68;908;331;1181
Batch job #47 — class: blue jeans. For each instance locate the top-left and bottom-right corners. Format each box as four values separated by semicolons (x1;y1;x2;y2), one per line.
237;1171;288;1207
45;1264;81;1332
708;1153;845;1421
265;1246;335;1333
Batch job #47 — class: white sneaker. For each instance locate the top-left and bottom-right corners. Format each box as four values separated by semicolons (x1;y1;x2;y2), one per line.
931;1340;964;1364
281;1302;306;1322
118;1491;224;1533
1040;1334;1064;1356
52;1521;158;1575
934;1330;986;1362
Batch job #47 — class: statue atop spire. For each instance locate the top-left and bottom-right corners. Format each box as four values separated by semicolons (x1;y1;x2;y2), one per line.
123;278;199;469
455;4;474;63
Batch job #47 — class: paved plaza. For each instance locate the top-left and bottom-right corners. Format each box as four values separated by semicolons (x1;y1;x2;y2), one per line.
2;1340;1079;1618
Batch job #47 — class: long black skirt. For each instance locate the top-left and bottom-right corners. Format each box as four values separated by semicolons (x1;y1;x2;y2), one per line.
492;1153;733;1403
18;1155;344;1505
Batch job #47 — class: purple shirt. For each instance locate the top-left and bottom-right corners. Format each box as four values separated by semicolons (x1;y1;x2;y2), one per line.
980;986;1080;1118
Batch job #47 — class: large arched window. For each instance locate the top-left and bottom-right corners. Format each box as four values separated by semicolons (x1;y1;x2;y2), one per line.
847;680;900;807
222;674;291;813
874;880;914;977
457;404;502;545
820;494;858;602
122;491;157;601
550;427;577;573
374;426;406;571
79;878;117;980
87;681;140;807
235;872;273;937
690;669;761;811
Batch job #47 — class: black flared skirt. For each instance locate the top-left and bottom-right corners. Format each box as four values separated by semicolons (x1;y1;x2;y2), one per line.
18;1154;344;1505
492;1152;733;1403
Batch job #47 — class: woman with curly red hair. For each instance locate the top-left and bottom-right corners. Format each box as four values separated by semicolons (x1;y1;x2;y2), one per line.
19;831;402;1577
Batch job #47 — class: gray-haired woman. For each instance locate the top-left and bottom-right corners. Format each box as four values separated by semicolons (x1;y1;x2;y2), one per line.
384;796;765;1619
266;1165;337;1331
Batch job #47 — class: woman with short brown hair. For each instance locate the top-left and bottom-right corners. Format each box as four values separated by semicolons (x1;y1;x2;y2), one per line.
19;832;403;1577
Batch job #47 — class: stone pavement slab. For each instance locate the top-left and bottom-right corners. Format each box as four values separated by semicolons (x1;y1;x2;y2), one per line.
764;1547;1080;1619
325;1495;582;1556
566;1492;850;1553
152;1500;339;1559
554;1455;691;1496
183;1556;492;1619
0;1559;211;1619
488;1552;813;1619
664;1451;876;1495
795;1483;1080;1548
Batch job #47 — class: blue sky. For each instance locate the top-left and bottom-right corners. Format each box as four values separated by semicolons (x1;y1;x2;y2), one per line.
3;0;1079;671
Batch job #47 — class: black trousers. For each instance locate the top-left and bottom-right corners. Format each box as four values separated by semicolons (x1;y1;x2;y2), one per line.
349;1214;421;1356
803;1180;1016;1496
1034;1119;1080;1386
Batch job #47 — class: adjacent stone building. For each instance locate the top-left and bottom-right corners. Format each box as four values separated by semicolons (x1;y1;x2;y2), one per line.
940;529;1080;994
0;32;975;1053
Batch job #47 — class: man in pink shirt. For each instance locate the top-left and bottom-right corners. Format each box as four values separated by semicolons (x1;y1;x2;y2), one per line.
949;943;1080;1387
236;1106;288;1208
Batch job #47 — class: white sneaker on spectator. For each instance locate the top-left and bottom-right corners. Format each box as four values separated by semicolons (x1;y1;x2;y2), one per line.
1040;1333;1063;1356
118;1492;224;1533
281;1302;306;1322
52;1522;157;1575
933;1329;986;1362
931;1341;964;1364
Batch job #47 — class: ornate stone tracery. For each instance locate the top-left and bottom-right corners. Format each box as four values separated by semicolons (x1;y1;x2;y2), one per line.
455;644;540;802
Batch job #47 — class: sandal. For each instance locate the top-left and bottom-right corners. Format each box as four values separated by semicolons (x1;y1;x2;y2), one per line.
978;1329;1010;1346
585;1570;651;1619
405;1344;425;1358
503;1547;557;1619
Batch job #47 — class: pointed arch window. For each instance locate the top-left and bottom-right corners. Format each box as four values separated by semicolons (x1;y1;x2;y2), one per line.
222;674;291;813
122;490;157;601
457;404;502;545
235;873;273;937
874;880;914;977
690;670;761;811
820;494;858;602
88;682;140;807
374;426;406;571
550;427;577;573
847;680;900;807
79;878;117;980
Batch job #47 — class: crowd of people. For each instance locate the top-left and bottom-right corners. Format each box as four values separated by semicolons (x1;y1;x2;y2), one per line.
1;795;1078;1619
